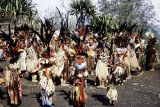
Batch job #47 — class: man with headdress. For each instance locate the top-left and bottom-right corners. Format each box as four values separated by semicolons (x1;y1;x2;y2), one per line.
75;55;87;75
25;40;39;82
5;63;22;106
145;33;157;71
86;36;97;74
39;59;55;107
95;52;110;87
17;46;27;77
52;45;66;85
114;34;128;65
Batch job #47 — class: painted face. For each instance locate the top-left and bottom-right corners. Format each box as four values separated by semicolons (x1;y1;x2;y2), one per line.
89;38;93;45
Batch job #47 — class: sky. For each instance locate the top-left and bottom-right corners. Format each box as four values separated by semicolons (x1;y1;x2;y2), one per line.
32;0;71;18
151;0;160;24
33;0;160;24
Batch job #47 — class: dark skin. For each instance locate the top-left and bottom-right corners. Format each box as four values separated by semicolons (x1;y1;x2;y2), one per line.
145;38;156;70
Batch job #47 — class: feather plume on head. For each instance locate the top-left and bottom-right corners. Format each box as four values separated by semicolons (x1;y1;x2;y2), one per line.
0;29;21;63
31;18;56;58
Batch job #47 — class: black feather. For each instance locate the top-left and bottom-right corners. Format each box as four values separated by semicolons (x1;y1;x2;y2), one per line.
56;7;63;19
70;32;80;45
31;27;45;45
119;22;127;33
0;30;14;46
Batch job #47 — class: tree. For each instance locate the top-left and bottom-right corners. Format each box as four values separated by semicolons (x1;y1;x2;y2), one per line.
0;0;37;24
90;14;117;37
70;0;96;28
99;0;155;35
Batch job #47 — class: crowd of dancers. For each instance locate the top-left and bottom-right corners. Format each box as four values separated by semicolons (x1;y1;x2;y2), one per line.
0;23;157;107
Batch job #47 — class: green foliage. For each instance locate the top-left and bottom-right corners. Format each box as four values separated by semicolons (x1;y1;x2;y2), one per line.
70;0;96;18
70;0;96;27
90;15;117;36
99;0;155;35
0;0;36;23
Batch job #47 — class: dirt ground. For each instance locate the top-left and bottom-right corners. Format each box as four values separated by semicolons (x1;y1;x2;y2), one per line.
0;62;160;107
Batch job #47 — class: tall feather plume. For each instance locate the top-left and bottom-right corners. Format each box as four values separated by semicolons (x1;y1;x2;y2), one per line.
0;29;20;62
0;30;14;46
57;7;71;42
31;18;56;57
